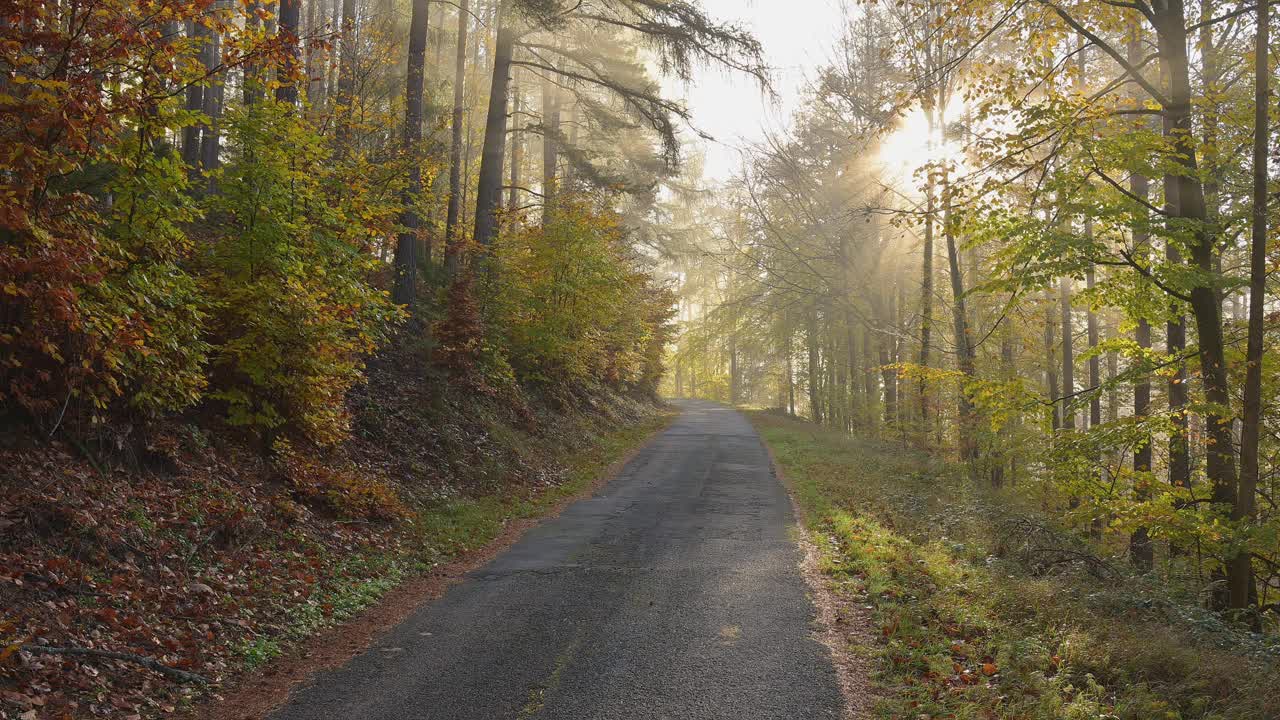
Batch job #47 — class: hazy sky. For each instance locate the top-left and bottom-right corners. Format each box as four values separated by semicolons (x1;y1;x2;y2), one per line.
667;0;848;183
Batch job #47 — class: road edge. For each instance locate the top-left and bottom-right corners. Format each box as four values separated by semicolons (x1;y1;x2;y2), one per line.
753;413;875;720
193;408;679;720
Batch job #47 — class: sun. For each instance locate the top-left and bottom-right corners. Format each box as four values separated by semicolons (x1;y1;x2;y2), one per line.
877;103;969;187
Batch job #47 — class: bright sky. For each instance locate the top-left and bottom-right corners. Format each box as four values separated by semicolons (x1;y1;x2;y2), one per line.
667;0;847;183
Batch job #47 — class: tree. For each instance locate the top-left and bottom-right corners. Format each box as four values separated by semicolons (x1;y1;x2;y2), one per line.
443;0;471;280
1232;0;1269;613
275;0;302;105
393;0;430;306
468;0;768;256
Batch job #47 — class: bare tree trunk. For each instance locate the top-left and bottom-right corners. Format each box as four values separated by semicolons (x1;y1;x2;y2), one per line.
1107;322;1118;423
1120;28;1156;570
1045;291;1059;432
324;0;340;108
863;323;877;432
182;20;206;169
1231;0;1268;612
1087;266;1100;429
1162;68;1191;498
508;73;521;212
198;6;225;192
443;0;470;279
786;330;795;416
1151;2;1238;603
275;0;302;105
944;172;976;464
1059;276;1074;430
306;0;322;102
471;9;513;253
392;0;429;307
993;307;1015;487
333;0;357;136
807;308;822;424
917;166;934;437
541;75;561;222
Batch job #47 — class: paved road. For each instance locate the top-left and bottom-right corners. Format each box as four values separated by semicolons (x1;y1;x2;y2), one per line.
271;400;842;719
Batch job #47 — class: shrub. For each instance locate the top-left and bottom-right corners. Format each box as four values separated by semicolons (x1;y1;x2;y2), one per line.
493;199;674;391
200;101;402;445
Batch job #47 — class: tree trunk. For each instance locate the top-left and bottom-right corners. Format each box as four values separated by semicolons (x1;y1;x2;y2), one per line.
392;0;429;307
471;12;514;253
275;0;301;105
325;0;340;108
786;331;795;416
917;166;934;437
244;1;263;105
443;0;470;280
198;6;224;192
1059;277;1074;430
807;308;822;424
1045;291;1059;432
541;75;561;222
729;334;739;406
334;0;357;137
1162;79;1191;497
943;172;976;464
508;73;521;212
182;20;206;169
1231;0;1268;612
1086;266;1100;429
306;0;323;103
863;324;877;431
1150;2;1238;602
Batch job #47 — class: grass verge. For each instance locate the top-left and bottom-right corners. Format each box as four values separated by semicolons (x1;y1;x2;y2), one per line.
750;411;1280;720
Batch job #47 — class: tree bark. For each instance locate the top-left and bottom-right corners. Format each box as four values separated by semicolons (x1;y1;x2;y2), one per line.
198;7;224;192
471;13;514;253
1059;276;1074;430
443;0;470;279
1150;3;1238;602
541;75;561;222
1087;268;1100;429
807;308;822;424
917;164;934;437
1231;0;1268;612
392;0;429;306
508;73;521;212
944;172;976;464
1045;290;1059;432
182;20;206;169
275;0;301;105
333;0;357;136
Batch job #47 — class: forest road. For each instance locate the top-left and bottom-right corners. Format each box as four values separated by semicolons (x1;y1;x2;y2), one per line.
269;399;843;719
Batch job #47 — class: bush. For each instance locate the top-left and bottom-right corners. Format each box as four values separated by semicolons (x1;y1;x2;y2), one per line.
493;199;674;391
200;101;402;445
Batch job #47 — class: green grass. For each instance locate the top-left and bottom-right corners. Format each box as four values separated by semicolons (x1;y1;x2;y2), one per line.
750;412;1280;720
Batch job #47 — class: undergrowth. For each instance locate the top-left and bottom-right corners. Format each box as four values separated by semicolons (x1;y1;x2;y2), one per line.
750;412;1280;720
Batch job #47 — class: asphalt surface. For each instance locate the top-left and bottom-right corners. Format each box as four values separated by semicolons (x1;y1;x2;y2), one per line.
270;399;843;719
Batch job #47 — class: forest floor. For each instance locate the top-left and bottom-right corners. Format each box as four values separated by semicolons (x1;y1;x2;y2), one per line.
0;353;671;719
750;410;1280;720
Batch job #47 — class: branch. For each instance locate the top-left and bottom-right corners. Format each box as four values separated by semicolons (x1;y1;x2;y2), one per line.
1188;3;1259;33
1036;0;1172;107
23;646;210;685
